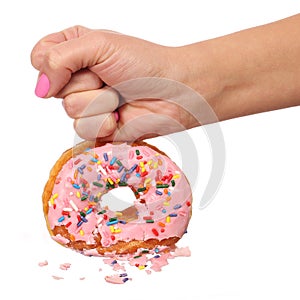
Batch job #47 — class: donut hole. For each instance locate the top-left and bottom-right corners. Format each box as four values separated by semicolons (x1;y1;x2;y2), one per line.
100;187;138;222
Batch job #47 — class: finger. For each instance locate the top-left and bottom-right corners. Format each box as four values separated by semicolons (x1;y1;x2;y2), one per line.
56;69;103;98
34;30;116;98
74;113;117;140
63;86;119;118
31;25;91;70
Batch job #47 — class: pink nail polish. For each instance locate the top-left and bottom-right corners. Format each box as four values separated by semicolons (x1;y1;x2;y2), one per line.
35;73;50;98
114;110;120;122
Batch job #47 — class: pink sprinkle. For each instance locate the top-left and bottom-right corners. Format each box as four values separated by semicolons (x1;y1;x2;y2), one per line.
52;275;64;280
59;263;71;270
38;260;48;267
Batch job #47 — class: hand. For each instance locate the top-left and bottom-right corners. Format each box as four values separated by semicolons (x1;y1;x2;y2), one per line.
31;26;202;141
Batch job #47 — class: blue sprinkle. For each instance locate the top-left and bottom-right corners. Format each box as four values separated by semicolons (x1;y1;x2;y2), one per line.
136;173;141;178
119;220;127;224
77;220;83;227
72;183;80;189
119;273;128;277
122;278;129;283
81;216;88;223
111;260;117;265
82;191;89;196
174;204;182;210
86;208;93;215
162;209;167;213
106;220;119;226
117;165;124;173
169;213;178;217
128;164;138;173
168;191;171;196
110;156;117;165
155;190;163;195
58;216;65;222
77;167;84;174
91;157;98;162
80;164;86;170
154;248;159;253
97;173;102;181
153;255;160;258
103;152;108;161
120;172;127;182
89;194;94;201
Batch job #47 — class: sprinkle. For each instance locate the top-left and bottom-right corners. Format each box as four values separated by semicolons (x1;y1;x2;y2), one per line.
110;156;117;165
97;174;102;181
58;216;65;222
81;195;88;201
65;222;72;228
158;222;165;227
77;220;83;227
116;160;122;166
152;228;159;236
118;181;128;186
74;158;81;165
136;155;143;160
72;183;80;189
93;181;103;187
137;187;146;192
117;165;124;173
135;149;140;155
107;177;114;185
120;173;127;182
98;210;106;215
169;213;177;217
79;229;84;236
172;174;180;179
162;209;167;213
69;200;78;211
103;152;108;161
155;190;163;195
81;216;88;223
106;220;119;226
128;164;138;173
76;191;81;198
122;278;129;283
171;180;175;187
156;184;169;188
186;201;191;207
97;165;107;176
86;208;93;214
166;216;171;223
174;204;182;210
119;220;127;224
52;193;58;200
146;219;154;223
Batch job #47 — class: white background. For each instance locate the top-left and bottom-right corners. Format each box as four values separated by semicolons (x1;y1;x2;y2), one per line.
1;1;300;299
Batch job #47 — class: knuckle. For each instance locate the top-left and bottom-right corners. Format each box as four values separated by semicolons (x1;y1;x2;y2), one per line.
44;47;64;71
100;114;116;137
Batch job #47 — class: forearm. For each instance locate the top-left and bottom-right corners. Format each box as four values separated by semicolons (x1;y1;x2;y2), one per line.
178;14;300;122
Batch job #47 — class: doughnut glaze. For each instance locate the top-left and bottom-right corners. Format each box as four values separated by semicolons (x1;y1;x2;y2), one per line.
43;141;192;255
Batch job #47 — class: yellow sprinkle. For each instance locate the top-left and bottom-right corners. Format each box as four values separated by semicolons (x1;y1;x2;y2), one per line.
74;169;78;179
52;193;58;200
138;265;146;270
166;216;171;223
144;178;151;184
97;160;102;164
114;228;122;233
153;162;158;169
50;198;54;205
110;226;115;233
79;230;84;236
147;160;153;165
116;178;120;184
163;202;170;206
172;174;180;179
76;191;81;198
108;177;114;185
139;161;144;168
155;153;159;156
97;192;102;198
141;167;146;173
115;212;123;217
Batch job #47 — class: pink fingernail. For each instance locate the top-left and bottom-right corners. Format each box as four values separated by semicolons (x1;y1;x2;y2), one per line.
114;110;120;122
35;73;50;98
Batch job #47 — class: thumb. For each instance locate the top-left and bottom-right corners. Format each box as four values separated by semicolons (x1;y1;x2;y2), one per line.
34;31;115;98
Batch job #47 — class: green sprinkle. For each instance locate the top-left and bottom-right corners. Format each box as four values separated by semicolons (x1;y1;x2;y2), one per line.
80;211;86;217
134;255;142;259
156;184;169;188
171;180;175;187
136;149;140;155
137;187;146;192
93;182;103;187
81;196;88;201
146;219;154;223
98;210;107;215
141;249;149;253
116;160;123;166
109;217;118;222
118;182;128;186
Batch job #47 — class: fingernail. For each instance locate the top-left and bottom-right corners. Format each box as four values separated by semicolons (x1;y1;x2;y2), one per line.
35;73;50;98
114;110;120;122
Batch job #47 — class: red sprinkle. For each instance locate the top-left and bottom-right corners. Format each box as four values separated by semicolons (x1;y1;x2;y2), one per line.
66;222;72;228
74;158;82;165
136;155;143;160
141;171;148;177
152;228;159;236
186;201;191;207
62;211;69;216
160;228;165;233
111;235;115;241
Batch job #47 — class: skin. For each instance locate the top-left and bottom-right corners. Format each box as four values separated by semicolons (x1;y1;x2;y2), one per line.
31;14;300;141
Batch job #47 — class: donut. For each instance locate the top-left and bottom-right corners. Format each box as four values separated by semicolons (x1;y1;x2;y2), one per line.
42;140;192;255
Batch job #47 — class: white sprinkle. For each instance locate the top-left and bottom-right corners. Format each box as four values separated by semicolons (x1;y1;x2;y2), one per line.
97;164;107;176
69;200;78;212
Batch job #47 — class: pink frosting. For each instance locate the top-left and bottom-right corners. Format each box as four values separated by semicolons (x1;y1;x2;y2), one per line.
47;143;192;255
